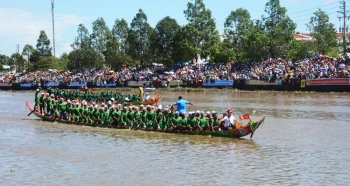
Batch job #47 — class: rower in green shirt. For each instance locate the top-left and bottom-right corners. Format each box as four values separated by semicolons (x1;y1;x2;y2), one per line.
146;106;156;130
87;106;95;125
92;106;100;126
80;103;89;124
104;105;111;127
155;107;164;130
98;107;106;126
73;103;81;122
114;105;122;127
110;106;118;128
166;109;174;129
196;112;209;131
188;112;197;131
180;113;188;130
168;111;182;132
58;98;68;120
66;101;74;122
140;108;147;130
121;106;128;128
45;93;51;115
209;111;220;132
127;106;134;128
132;107;141;130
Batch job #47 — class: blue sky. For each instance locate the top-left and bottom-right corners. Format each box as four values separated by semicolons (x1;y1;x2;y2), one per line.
0;0;343;57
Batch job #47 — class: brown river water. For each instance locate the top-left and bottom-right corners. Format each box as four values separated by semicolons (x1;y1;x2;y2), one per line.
1;90;349;185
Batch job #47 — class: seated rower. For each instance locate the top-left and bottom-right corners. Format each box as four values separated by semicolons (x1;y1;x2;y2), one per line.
210;111;220;132
167;111;182;132
195;111;209;132
143;93;150;101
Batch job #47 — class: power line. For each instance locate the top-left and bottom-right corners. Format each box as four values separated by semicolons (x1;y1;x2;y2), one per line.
293;11;338;23
289;6;339;19
55;36;76;44
0;45;16;51
287;1;339;15
337;1;350;56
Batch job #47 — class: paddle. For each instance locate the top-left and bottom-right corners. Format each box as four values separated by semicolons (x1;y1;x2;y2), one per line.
27;109;35;116
51;115;57;123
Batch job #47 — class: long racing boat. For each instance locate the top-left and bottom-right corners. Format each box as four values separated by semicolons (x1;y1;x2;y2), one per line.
26;101;265;138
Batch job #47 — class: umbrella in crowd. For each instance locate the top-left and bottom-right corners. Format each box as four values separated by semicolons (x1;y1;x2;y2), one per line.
339;63;346;68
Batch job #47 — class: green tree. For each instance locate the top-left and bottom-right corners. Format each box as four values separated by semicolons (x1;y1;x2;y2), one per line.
36;30;52;60
71;24;97;68
57;52;69;70
105;18;132;68
224;8;253;61
210;40;235;63
22;44;35;62
127;9;152;66
0;54;10;66
183;0;219;62
67;50;79;70
28;50;40;71
172;26;195;63
29;30;52;71
9;52;26;72
22;44;35;71
150;16;180;65
287;39;316;60
91;17;111;66
243;23;269;61
306;9;337;55
112;18;129;54
262;0;296;58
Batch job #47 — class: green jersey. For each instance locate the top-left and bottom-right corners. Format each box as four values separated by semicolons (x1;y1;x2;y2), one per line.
59;102;67;112
121;110;128;125
171;116;182;126
198;116;208;128
210;117;219;126
181;117;188;126
188;117;197;127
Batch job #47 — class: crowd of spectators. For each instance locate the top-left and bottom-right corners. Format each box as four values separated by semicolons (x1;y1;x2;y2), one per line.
0;56;349;85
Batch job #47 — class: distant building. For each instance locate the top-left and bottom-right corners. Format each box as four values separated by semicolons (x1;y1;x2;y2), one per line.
293;32;313;42
293;32;350;43
3;65;10;70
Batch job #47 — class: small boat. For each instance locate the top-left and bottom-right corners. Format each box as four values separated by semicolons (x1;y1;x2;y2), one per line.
25;101;265;138
116;93;161;106
143;87;156;92
129;93;161;105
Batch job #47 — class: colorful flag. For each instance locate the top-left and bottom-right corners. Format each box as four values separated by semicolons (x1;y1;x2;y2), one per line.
239;114;250;120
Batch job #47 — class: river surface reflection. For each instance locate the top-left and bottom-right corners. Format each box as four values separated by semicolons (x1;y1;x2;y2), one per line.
0;90;349;185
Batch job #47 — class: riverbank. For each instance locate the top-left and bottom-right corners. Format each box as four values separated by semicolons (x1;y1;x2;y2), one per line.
3;86;350;94
3;78;350;92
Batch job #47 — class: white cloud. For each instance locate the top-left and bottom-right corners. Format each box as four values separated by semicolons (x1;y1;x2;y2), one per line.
0;8;87;56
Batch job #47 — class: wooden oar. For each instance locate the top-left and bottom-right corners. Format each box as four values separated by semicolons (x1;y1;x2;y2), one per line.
51;116;56;123
27;109;35;116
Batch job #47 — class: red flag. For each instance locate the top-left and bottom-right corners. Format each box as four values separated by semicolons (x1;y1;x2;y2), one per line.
239;114;250;120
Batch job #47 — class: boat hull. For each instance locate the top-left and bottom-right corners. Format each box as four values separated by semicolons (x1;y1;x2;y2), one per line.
26;101;264;138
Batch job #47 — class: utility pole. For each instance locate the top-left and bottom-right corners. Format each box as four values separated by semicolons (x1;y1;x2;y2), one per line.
16;44;19;53
338;1;350;56
79;28;82;67
51;0;55;57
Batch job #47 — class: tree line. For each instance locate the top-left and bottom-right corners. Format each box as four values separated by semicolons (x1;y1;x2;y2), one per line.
0;0;338;73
